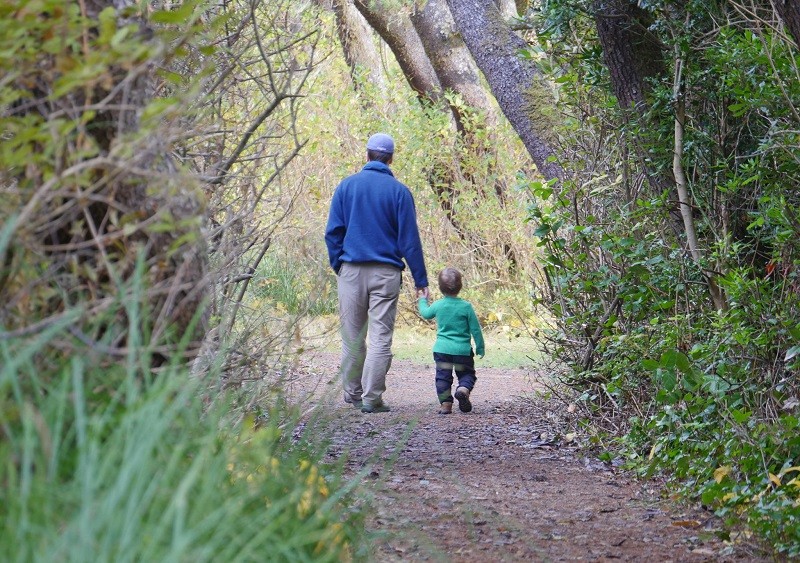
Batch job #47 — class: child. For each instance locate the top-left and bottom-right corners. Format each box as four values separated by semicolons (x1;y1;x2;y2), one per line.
417;267;485;414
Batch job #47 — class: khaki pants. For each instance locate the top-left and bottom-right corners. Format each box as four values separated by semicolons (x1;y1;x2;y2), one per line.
337;262;402;406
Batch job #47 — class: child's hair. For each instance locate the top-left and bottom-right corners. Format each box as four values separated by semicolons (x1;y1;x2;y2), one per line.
438;267;462;296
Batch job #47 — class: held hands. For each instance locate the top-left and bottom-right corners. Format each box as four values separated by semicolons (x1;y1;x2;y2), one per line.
416;287;430;301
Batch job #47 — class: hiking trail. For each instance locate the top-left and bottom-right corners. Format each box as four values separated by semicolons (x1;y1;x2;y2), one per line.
294;353;766;562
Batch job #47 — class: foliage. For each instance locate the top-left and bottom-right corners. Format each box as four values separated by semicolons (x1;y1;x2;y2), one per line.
252;254;338;317
525;1;800;554
0;3;369;559
0;296;367;562
0;0;218;358
277;4;540;329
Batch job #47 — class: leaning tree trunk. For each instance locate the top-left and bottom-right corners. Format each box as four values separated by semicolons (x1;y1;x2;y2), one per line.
495;0;519;19
444;0;565;182
353;0;442;102
411;0;519;268
320;0;387;93
410;0;499;133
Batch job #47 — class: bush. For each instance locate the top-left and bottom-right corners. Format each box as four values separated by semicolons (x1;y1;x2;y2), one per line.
0;305;367;562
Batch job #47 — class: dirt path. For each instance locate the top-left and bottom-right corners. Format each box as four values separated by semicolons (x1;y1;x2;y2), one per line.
295;353;767;562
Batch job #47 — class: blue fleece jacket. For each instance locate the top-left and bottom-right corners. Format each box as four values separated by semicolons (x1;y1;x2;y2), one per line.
325;161;428;288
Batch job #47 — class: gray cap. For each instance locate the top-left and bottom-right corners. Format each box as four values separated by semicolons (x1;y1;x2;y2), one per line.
366;133;394;154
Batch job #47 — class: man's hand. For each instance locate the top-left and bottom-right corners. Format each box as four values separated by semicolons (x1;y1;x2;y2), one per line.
416;286;429;300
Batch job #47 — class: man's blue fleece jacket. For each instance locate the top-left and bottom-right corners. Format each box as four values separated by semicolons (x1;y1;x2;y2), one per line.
325;161;428;288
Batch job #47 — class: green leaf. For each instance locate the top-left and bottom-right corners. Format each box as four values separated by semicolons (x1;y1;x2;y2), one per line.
730;409;751;424
151;3;197;24
660;350;678;368
785;345;800;362
674;352;691;375
659;369;677;392
641;359;659;371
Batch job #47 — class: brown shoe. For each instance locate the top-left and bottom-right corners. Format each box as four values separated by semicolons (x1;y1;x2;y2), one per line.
438;401;453;415
454;387;472;413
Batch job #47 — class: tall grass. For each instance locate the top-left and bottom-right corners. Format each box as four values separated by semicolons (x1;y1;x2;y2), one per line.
0;296;366;561
251;255;338;317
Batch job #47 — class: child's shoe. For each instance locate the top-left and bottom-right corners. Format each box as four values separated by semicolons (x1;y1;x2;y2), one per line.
438;401;453;415
454;387;472;413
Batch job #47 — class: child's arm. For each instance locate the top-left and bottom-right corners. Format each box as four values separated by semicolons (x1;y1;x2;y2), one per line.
417;296;436;320
468;305;485;358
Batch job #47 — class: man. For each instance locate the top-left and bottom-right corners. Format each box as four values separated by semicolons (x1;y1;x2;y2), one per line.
325;133;429;413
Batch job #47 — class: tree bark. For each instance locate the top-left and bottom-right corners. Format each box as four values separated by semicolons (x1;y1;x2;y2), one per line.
444;0;564;182
410;0;499;131
593;0;683;232
320;0;387;93
592;0;665;110
775;0;800;48
672;45;726;310
495;0;519;19
353;0;442;102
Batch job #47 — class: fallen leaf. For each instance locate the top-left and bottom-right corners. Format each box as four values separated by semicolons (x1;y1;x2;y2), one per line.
713;465;731;483
672;520;702;528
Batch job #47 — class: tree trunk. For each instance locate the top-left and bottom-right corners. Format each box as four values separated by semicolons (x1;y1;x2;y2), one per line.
412;0;517;268
593;0;684;233
444;0;564;182
775;0;800;48
592;0;664;110
495;0;519;19
672;46;727;310
353;0;442;102
411;0;499;131
320;0;387;93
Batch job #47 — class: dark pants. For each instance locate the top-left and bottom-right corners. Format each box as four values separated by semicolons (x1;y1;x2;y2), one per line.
433;352;477;404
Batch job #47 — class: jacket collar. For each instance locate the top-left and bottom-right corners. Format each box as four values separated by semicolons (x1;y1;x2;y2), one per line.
363;161;394;176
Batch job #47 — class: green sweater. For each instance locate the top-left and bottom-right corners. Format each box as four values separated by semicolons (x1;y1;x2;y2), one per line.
418;296;485;357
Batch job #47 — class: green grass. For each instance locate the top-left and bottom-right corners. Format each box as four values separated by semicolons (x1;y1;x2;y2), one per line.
1;304;368;562
309;314;541;369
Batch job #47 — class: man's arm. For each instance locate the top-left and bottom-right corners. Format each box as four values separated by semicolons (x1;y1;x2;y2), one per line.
324;190;345;273
396;190;428;289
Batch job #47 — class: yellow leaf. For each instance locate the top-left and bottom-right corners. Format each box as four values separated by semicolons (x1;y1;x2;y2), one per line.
672;520;702;528
769;472;782;487
778;465;800;477
722;492;735;502
713;465;731;484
